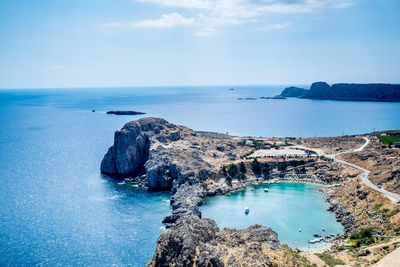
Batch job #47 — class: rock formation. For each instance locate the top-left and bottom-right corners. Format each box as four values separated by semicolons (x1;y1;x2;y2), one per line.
147;216;281;267
101;117;247;191
279;86;308;98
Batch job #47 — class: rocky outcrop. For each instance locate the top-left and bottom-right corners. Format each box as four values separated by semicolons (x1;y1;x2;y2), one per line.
280;86;308;98
280;82;400;102
100;119;151;177
148;216;220;267
100;117;222;190
147;216;281;267
163;184;205;225
325;196;358;233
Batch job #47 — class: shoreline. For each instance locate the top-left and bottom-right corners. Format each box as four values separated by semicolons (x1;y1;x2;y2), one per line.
200;179;344;251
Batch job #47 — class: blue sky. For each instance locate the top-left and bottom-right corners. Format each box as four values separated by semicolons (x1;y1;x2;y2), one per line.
0;0;399;88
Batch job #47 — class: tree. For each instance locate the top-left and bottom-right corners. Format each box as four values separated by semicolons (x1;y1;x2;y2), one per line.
251;158;261;176
261;163;270;177
222;166;227;176
277;162;288;172
227;163;239;178
239;162;247;174
225;176;232;186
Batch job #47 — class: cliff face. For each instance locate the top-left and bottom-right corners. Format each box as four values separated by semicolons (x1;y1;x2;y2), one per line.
280;82;400;102
100;117;248;191
100;120;151;177
101;118;216;190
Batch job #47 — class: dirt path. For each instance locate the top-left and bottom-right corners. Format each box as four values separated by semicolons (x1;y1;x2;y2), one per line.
330;137;400;203
301;252;326;267
372;246;400;267
367;238;400;250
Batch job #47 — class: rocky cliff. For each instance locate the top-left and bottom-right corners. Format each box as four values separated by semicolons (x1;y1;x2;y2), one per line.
147;215;283;267
101;117;248;191
280;82;400;102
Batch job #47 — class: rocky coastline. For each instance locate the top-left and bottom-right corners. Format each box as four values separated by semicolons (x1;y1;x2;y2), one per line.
100;117;399;266
321;188;358;233
100;118;319;265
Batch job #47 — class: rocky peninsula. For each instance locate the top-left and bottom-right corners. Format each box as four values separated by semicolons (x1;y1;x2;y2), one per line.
101;118;400;266
280;82;400;102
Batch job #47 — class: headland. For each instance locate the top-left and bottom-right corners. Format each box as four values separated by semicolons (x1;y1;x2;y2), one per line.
101;117;400;266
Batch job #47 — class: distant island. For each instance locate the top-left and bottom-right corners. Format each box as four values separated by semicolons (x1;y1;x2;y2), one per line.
237;96;286;100
106;111;146;115
280;82;400;102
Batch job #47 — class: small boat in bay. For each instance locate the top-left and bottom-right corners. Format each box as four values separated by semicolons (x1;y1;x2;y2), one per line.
264;188;269;192
245;207;250;214
308;237;324;243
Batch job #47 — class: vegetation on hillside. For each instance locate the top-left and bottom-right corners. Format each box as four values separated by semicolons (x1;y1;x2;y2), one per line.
315;252;345;267
378;135;400;145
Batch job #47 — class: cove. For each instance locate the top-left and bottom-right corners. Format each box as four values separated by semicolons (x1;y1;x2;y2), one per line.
200;182;344;251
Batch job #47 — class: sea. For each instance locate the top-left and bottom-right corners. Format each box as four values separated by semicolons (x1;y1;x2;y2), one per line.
1;86;399;266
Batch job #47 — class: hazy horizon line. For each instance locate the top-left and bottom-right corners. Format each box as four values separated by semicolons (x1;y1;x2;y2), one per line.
1;81;399;91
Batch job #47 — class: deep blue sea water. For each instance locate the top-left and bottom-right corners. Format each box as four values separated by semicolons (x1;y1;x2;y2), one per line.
1;86;399;266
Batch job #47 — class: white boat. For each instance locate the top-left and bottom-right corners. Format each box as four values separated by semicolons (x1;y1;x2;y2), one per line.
298;228;302;232
264;188;269;192
322;227;325;231
308;237;324;243
245;207;250;214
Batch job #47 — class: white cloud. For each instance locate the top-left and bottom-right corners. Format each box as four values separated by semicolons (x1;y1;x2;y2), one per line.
102;13;195;28
103;0;354;35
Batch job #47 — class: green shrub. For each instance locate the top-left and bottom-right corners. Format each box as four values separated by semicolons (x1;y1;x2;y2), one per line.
315;252;345;267
360;228;373;238
350;232;361;240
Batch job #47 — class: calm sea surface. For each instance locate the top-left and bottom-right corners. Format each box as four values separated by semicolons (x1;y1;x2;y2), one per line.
201;183;344;251
1;86;399;265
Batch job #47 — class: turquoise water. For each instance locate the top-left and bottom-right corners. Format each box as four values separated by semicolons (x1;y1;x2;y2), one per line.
201;183;344;251
0;86;399;265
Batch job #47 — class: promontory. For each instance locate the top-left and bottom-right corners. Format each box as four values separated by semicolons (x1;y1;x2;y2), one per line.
280;82;400;102
101;117;400;266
